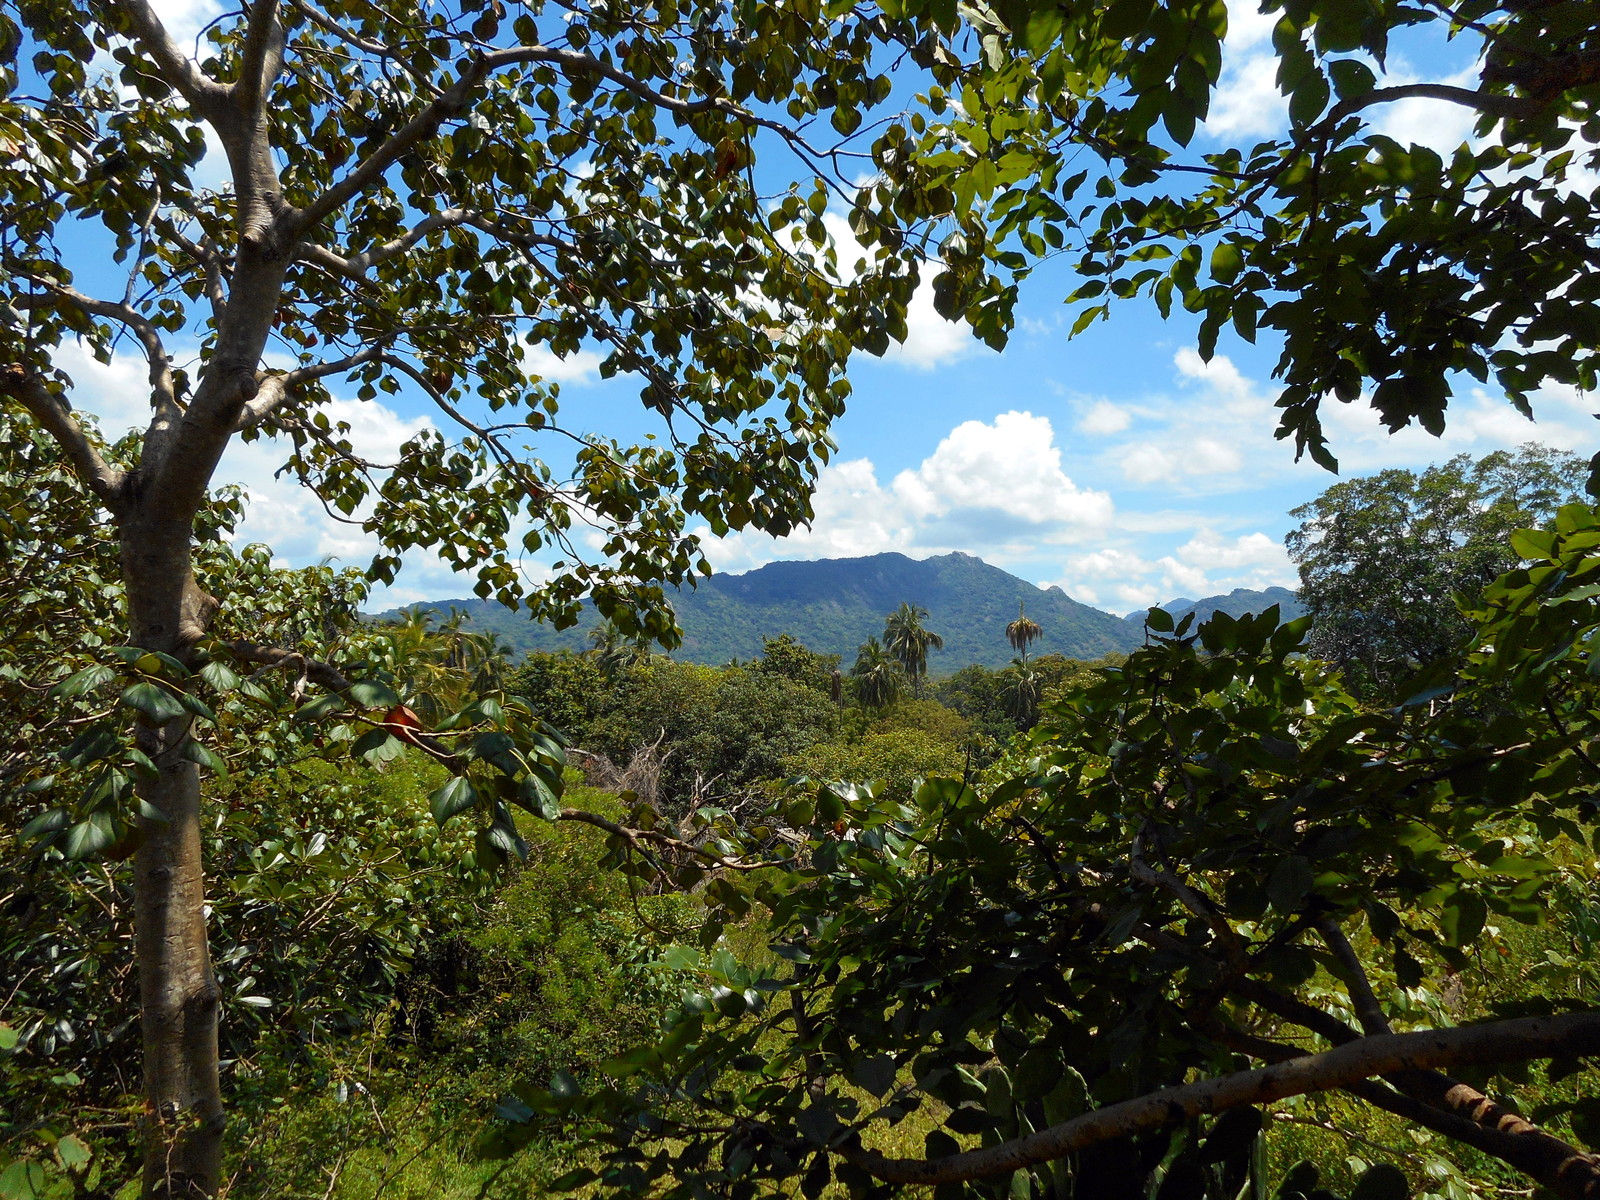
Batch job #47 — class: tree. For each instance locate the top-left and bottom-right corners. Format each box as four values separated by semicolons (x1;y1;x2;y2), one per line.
849;637;904;711
754;634;841;696
1005;600;1042;661
883;602;944;698
1287;444;1586;695
0;0;1027;1186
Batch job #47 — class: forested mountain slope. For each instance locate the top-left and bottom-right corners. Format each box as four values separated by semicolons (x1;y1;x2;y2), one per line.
382;552;1144;668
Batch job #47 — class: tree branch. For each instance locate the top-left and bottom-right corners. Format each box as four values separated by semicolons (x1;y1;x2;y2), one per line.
0;365;127;512
233;344;392;431
1317;918;1392;1036
1322;83;1543;130
11;281;180;415
233;0;288;115
842;1013;1600;1186
104;0;227;113
1213;1022;1600;1200
556;807;779;872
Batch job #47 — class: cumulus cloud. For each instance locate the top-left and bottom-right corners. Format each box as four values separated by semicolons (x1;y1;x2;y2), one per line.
1078;399;1132;436
701;411;1113;574
1051;528;1295;612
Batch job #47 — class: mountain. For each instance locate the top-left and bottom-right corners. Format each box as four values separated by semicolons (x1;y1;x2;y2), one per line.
1124;585;1306;626
379;552;1145;670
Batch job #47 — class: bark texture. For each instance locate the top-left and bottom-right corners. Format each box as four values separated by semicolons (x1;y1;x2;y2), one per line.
124;525;225;1199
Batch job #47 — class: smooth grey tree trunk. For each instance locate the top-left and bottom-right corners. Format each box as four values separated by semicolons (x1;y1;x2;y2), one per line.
124;521;225;1198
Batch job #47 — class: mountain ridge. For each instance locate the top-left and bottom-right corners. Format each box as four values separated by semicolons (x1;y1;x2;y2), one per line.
378;551;1146;670
1124;585;1305;626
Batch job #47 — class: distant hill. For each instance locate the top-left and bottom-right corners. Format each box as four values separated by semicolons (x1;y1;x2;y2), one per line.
1124;585;1306;627
378;551;1145;670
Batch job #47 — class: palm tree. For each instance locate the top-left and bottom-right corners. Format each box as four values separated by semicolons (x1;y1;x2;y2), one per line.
850;637;903;710
1006;601;1042;662
883;602;943;697
1003;657;1043;729
588;618;652;680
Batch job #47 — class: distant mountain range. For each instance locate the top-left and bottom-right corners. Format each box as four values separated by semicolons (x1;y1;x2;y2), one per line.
1124;586;1306;626
377;555;1306;672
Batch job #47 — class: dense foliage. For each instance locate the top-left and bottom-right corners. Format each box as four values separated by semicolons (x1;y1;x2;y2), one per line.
495;503;1600;1200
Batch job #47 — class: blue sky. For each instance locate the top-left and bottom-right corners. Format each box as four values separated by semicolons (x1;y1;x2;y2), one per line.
53;0;1600;617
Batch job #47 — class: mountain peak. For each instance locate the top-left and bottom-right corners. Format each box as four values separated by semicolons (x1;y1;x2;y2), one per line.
378;552;1144;670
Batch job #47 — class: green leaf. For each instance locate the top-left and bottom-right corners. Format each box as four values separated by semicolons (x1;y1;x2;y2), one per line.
121;681;187;724
346;679;400;708
1200;1106;1263;1164
50;663;115;698
1349;1163;1409;1200
0;1160;51;1200
61;725;119;767
1210;241;1244;285
197;660;241;692
63;811;117;860
517;770;563;820
179;738;227;776
548;1169;598;1193
0;1023;18;1051
850;1054;897;1097
429;776;480;825
55;1134;91;1169
1441;889;1487;948
20;807;70;841
1267;856;1314;913
350;726;404;765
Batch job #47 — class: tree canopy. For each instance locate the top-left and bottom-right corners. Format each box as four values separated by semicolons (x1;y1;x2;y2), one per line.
1287;444;1587;694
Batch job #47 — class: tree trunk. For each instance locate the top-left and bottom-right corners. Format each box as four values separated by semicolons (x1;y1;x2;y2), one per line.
124;516;225;1199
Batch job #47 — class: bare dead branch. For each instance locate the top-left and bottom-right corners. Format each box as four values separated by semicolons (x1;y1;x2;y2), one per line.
556;807;778;872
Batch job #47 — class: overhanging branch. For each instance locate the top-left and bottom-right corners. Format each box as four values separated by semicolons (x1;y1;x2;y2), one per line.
842;1013;1600;1186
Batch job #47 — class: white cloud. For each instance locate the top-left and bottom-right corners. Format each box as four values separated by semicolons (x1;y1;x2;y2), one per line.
701;411;1113;574
523;341;604;386
1078;399;1132;436
150;0;223;45
892;411;1113;529
1206;50;1285;140
1225;0;1277;52
1051;527;1295;614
